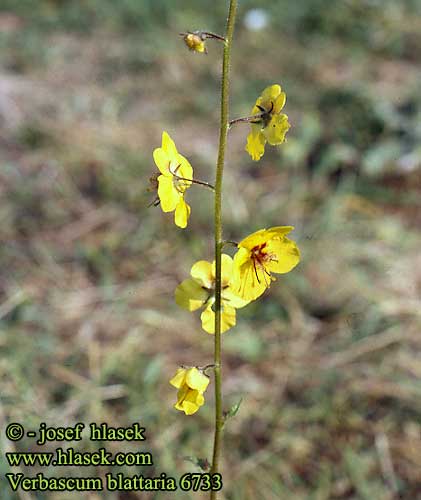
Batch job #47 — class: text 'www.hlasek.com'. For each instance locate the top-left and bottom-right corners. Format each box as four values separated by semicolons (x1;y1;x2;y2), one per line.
3;422;222;493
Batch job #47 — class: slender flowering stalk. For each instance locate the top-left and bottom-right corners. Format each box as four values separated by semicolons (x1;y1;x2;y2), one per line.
157;0;300;494
211;0;237;495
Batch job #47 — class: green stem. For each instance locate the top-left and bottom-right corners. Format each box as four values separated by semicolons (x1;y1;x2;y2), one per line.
211;0;237;498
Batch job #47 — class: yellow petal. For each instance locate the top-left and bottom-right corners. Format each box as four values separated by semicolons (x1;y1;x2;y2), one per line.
246;129;266;161
266;226;295;237
193;392;205;407
183;390;205;414
263;114;290;145
200;303;236;334
185;367;210;392
220;304;236;333
157;175;179;212
174;198;190;228
175;153;193;185
222;287;250;309
232;256;268;301
238;226;294;250
153;148;171;176
238;228;271;250
175;384;189;404
273;91;286;113
211;254;234;287
191;260;213;288
176;389;204;415
169;368;187;389
197;43;206;53
232;246;251;267
175;279;208;311
260;84;281;106
266;237;300;274
174;386;192;413
200;304;215;334
162;131;178;158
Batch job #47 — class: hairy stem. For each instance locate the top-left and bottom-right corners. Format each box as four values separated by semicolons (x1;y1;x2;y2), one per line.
211;0;237;498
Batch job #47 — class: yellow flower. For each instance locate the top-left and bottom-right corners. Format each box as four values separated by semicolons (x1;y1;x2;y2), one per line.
153;131;193;228
245;84;291;161
169;367;210;415
181;32;207;54
175;254;250;334
232;226;300;301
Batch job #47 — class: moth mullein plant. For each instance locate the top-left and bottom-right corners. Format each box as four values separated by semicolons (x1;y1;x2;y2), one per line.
149;1;300;497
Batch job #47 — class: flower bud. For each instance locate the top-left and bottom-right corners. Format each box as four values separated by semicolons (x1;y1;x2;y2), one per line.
180;31;207;54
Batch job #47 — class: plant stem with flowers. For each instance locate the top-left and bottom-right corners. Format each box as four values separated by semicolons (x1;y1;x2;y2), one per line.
211;0;238;488
151;1;300;497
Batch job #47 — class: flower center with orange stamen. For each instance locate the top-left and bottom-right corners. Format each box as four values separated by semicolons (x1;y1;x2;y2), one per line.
250;242;278;285
251;243;270;264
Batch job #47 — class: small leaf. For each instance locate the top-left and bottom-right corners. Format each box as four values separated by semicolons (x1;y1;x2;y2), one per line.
183;456;210;471
224;398;243;421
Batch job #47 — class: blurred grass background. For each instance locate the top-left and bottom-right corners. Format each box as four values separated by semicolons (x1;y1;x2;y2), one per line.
1;0;421;498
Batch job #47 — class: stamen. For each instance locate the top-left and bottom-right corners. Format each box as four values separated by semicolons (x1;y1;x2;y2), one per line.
253;259;260;284
257;261;270;287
